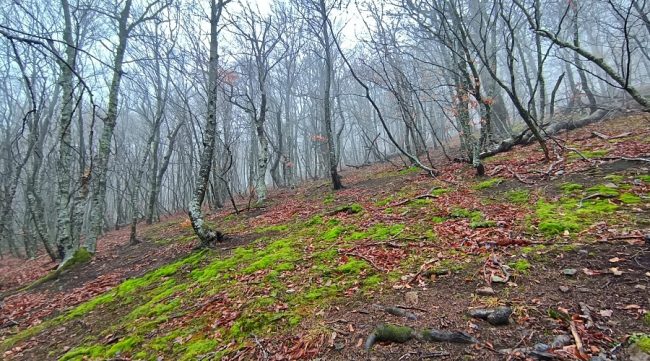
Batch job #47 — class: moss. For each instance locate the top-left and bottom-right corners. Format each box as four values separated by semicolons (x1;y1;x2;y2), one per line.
604;174;624;183
371;224;404;239
411;198;433;207
181;339;218;361
333;203;363;214
431;188;450;196
432;259;464;274
305;215;324;226
257;224;289;233
586;184;619;197
65;292;116;319
230;310;289;341
372;324;415;343
536;196;619;236
450;208;482;221
323;193;335;205
337;259;369;274
630;334;650;354
288;315;302;327
620;193;641;204
431;216;446;224
348;224;404;241
375;196;394;207
398;166;420;175
243;239;299;274
362;275;382;289
59;247;93;272
322;225;345;241
59;346;105;360
303;284;340;301
470;220;497;229
508;259;531;273
638;175;650;183
644;312;650;327
473;177;503;190
561;183;583;194
314;249;338;261
107;336;141;357
568;149;609;159
536;199;580;236
506;190;530;204
521;245;546;254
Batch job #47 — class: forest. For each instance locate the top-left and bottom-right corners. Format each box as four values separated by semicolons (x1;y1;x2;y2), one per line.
0;0;649;360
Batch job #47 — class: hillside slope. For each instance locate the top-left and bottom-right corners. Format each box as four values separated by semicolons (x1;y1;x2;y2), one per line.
1;113;650;360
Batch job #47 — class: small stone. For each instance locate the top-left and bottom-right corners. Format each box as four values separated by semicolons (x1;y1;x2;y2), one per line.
334;342;345;351
604;182;618;189
628;344;650;361
562;268;578;276
533;343;550;352
559;286;570;293
491;275;507;283
578;249;589;256
551;334;572;348
578;287;591;293
476;286;495;296
404;291;419;306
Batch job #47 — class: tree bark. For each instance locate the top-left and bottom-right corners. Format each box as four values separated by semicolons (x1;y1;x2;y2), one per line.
188;0;229;247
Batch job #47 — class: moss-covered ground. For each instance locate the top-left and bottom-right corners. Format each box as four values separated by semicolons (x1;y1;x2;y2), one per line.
1;114;649;360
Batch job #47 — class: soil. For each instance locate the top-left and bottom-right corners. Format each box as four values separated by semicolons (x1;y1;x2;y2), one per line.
1;113;649;360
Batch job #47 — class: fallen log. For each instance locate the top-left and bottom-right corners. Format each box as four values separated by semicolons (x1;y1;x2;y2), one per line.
480;108;616;159
364;323;478;350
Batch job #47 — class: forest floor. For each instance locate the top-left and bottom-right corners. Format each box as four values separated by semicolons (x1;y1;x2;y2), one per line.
1;112;650;361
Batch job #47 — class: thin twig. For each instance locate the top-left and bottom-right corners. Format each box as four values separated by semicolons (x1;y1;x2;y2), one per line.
569;321;586;357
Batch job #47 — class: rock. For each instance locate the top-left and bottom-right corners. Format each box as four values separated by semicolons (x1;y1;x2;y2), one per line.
578;249;589;256
604;182;618;189
563;268;578;276
468;309;494;319
551;334;572;348
491;275;507;283
468;306;512;326
476;286;495;296
487;307;512;325
628;344;650;361
559;286;570;293
533;343;550;352
404;291;419;306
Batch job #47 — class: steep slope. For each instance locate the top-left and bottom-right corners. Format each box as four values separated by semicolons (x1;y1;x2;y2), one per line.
1;113;649;360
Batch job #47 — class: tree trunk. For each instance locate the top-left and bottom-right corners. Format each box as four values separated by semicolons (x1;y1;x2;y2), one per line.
319;0;343;190
86;0;133;254
188;0;228;247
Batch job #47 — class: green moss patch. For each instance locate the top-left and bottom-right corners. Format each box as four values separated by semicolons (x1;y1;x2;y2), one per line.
619;193;641;204
473;177;503;190
508;259;531;273
568;149;609;159
506;189;530;204
535;196;618;236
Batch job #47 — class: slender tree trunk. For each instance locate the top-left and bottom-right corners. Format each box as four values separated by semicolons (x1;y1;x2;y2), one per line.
319;0;342;190
188;0;229;247
86;0;133;254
